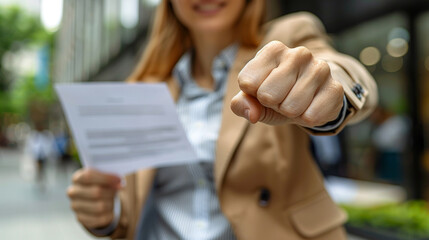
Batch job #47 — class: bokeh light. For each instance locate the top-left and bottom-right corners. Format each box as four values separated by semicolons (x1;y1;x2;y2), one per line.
386;38;409;57
388;27;410;42
40;0;63;32
120;0;139;29
360;47;381;66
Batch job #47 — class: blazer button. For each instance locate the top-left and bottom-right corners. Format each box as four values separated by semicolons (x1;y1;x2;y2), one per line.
259;188;270;207
352;83;364;100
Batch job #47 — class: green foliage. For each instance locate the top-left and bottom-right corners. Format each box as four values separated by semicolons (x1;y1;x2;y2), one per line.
9;74;56;116
0;91;13;113
342;201;429;237
0;5;49;51
0;5;53;118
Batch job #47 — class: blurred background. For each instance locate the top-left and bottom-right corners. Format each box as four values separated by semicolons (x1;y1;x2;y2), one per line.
1;0;429;239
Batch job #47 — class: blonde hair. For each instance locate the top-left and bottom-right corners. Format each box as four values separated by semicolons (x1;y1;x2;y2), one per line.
128;0;266;82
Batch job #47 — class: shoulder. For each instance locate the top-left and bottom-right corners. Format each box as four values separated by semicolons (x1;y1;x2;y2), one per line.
262;12;327;47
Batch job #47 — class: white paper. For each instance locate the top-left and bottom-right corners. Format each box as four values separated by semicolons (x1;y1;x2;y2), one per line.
55;82;197;176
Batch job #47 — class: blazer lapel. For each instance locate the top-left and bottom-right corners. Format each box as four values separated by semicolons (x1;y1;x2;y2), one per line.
215;46;257;190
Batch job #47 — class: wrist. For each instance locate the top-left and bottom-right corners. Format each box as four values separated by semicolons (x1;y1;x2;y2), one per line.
88;194;121;236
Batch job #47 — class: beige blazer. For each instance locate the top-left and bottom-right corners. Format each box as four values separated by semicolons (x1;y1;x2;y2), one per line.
95;12;377;240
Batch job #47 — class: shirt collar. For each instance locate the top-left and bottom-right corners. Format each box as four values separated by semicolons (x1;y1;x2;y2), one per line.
173;43;239;88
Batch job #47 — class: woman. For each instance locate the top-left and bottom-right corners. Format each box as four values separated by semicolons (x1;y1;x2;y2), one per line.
68;0;377;239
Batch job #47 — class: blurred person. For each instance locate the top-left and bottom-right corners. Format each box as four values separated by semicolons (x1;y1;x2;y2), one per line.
67;0;377;239
370;106;411;183
23;124;59;185
23;101;59;186
51;121;72;166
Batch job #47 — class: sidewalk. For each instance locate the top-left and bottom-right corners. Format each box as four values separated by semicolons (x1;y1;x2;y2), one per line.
0;147;367;240
0;147;102;240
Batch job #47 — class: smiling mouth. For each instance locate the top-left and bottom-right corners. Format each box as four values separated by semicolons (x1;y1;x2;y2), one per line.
194;1;226;15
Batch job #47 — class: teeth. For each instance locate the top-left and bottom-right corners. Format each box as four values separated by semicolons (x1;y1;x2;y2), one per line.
199;4;220;11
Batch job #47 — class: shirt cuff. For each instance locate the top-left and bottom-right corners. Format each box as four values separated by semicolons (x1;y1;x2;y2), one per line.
310;95;348;132
88;194;121;236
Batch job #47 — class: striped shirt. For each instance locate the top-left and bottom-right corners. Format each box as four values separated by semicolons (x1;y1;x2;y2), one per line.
140;44;239;240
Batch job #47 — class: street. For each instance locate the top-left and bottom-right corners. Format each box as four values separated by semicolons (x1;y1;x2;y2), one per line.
0;147;100;240
0;147;365;240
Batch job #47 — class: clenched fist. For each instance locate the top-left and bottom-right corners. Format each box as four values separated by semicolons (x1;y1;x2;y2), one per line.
231;41;344;128
67;169;121;229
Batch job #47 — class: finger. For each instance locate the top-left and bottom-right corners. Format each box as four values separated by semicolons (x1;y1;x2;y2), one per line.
231;91;293;125
71;199;114;215
76;212;114;229
67;185;117;200
255;61;298;110
297;79;344;127
238;41;286;96
278;60;330;118
72;168;121;188
231;91;264;123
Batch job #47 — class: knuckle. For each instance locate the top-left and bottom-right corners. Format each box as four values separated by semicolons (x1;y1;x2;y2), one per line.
314;60;331;80
92;186;103;199
67;186;75;198
301;111;319;127
293;46;312;61
266;40;286;53
257;91;279;106
72;169;83;183
81;169;94;184
280;103;303;118
328;80;344;100
96;201;108;213
317;60;331;75
238;71;258;93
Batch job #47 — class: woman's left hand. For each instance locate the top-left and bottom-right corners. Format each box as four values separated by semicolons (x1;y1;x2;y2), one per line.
231;41;344;127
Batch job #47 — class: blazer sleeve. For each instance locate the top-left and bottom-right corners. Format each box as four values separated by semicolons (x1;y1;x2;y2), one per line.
263;12;378;135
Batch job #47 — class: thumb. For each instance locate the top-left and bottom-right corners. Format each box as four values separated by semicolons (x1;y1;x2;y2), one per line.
231;91;264;124
231;91;295;125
